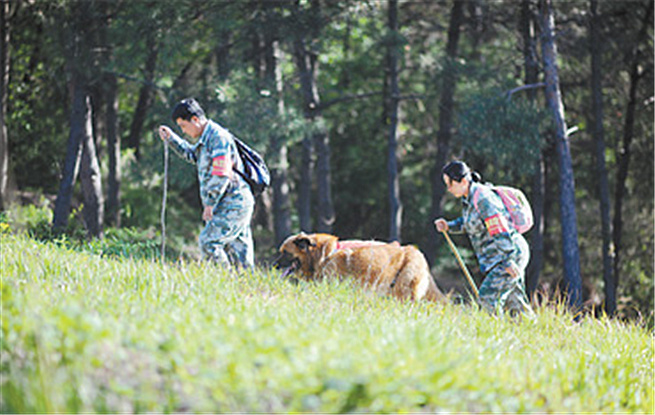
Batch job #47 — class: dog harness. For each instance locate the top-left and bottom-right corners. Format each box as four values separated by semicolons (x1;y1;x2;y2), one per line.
335;240;400;251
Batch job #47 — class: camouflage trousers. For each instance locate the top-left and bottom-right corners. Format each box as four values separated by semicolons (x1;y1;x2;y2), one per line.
199;195;254;269
478;267;534;317
478;244;534;317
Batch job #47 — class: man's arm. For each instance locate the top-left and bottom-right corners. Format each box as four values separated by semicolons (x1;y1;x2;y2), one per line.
158;125;198;164
198;125;233;220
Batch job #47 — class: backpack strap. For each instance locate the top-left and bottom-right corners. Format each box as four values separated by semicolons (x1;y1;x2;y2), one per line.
471;183;487;213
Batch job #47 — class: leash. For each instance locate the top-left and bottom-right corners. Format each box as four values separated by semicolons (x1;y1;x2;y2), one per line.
161;139;169;261
441;230;479;299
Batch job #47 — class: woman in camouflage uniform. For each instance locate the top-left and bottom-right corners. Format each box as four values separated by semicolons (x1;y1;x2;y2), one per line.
434;161;533;316
158;98;254;268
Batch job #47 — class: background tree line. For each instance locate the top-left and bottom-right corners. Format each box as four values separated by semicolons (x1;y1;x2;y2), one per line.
2;0;652;321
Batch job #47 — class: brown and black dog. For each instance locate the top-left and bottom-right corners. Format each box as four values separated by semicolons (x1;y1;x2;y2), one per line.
275;232;445;302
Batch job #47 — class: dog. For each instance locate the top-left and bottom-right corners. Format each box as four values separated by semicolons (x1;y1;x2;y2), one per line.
275;233;445;302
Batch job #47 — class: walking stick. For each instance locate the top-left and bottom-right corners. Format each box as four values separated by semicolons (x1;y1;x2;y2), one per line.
441;230;479;299
160;140;169;261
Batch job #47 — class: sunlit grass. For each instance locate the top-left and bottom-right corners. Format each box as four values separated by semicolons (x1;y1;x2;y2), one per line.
2;233;653;413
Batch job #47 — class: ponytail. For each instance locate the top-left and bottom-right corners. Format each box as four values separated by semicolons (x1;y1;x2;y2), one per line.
443;160;484;183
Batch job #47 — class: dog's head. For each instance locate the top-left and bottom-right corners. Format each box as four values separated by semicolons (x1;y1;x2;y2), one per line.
274;233;338;280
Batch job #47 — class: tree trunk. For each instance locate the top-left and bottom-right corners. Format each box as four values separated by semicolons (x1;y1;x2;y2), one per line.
293;1;334;233
298;136;313;232
254;2;288;242
80;100;104;238
466;0;484;61
521;0;545;298
540;0;582;310
426;0;464;266
53;87;103;238
271;137;292;245
269;38;291;245
589;0;615;315
92;0;120;228
386;0;402;242
527;158;546;297
294;6;313;233
215;30;232;81
53;0;104;238
612;0;652;296
53;86;87;232
0;1;12;211
248;7;274;235
127;32;158;159
105;72;121;227
314;128;334;233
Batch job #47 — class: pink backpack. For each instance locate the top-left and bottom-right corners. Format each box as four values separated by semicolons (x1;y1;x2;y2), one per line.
474;185;534;234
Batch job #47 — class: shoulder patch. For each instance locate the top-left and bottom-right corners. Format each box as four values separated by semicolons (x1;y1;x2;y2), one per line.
211;155;232;176
484;213;509;236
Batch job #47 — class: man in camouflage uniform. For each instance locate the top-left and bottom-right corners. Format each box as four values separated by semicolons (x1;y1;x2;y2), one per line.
435;161;533;316
158;98;254;268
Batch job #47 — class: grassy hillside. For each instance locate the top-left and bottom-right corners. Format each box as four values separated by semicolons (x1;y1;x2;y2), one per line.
1;233;653;413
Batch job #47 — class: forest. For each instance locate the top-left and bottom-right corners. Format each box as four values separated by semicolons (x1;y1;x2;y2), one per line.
1;0;653;322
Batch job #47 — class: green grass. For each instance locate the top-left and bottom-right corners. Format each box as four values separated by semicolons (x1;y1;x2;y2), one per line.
1;233;653;413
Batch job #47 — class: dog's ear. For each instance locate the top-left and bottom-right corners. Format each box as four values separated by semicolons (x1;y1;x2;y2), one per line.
294;235;316;251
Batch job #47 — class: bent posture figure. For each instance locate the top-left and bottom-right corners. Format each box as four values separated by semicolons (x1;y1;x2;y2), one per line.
435;160;534;316
159;98;255;268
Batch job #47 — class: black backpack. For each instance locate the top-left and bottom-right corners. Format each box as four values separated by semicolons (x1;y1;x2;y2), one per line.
233;136;270;197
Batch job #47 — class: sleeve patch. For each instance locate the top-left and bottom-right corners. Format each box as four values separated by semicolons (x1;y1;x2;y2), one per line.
211;155;232;176
484;214;510;236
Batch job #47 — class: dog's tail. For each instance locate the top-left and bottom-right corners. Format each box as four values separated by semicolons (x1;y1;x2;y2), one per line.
424;276;446;302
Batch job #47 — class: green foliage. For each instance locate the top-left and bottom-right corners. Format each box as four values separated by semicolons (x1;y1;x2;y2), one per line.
5;0;653;326
83;227;161;260
7;3;68;193
329;95;389;240
458;89;549;182
2;201;189;261
3;200;52;234
2;233;653;413
214;72;308;159
3;200;86;243
613;202;655;323
120;185;166;231
118;147;200;259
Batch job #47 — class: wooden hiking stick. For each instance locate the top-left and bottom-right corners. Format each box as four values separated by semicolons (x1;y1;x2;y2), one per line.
160;140;169;261
441;230;479;299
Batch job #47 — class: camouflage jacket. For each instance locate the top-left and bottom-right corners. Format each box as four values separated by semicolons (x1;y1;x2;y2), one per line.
165;120;252;208
447;182;527;274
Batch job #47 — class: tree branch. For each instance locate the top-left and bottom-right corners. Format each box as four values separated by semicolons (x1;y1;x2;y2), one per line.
318;91;382;110
109;70;170;92
506;82;546;100
318;91;427;111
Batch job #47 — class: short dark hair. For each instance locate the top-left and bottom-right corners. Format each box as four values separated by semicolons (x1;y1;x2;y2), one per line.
171;98;205;122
